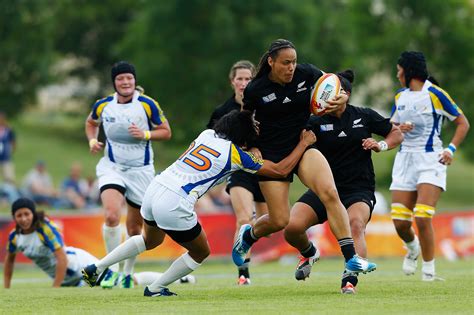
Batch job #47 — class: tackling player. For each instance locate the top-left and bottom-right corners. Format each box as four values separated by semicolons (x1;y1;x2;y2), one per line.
82;110;316;297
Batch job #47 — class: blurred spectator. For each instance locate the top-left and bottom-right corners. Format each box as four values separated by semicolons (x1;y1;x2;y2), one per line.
84;175;100;207
61;162;89;209
22;160;64;207
0;111;16;184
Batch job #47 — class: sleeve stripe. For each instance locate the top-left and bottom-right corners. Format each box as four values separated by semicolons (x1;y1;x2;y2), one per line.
7;230;17;253
233;145;263;171
44;219;64;247
138;95;166;125
390;103;397;118
91;96;113;120
38;220;63;251
231;144;242;165
428;86;462;117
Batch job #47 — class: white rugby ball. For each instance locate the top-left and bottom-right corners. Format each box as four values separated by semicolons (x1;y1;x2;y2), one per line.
310;73;341;116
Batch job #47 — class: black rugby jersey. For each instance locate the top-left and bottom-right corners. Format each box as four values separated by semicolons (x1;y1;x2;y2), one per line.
243;63;323;161
308;104;392;192
207;95;241;129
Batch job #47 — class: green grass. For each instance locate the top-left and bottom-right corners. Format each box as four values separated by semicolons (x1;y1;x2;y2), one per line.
2;258;474;314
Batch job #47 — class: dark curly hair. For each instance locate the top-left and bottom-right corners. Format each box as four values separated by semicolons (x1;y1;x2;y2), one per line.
212;110;257;147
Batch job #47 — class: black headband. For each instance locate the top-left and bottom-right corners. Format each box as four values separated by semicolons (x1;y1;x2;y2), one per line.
11;198;36;216
268;43;294;55
111;61;136;83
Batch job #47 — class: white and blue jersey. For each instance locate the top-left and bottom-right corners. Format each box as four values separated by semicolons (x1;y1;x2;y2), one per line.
390;80;463;153
158;129;263;203
6;218;98;286
90;91;167;167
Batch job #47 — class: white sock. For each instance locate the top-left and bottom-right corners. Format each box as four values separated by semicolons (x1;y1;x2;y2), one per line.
147;252;201;292
102;224;123;272
422;259;435;275
405;235;420;251
133;271;163;286
123;233;137;276
133;272;193;286
97;235;146;274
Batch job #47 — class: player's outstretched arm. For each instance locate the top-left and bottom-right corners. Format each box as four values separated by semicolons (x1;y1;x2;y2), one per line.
362;125;403;153
257;130;316;178
52;248;68;288
3;252;16;288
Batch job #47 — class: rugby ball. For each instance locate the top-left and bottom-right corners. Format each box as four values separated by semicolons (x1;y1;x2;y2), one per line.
310;73;341;116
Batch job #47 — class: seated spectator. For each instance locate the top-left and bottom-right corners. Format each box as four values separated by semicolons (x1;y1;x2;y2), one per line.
22;160;63;207
0;111;16;184
61;163;89;209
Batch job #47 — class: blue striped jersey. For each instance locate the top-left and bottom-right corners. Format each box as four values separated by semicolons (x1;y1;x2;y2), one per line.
7;218;64;279
90;91;167;167
157;129;263;202
390;80;463;152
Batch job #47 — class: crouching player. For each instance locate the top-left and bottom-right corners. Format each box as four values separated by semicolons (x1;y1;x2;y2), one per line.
3;197;194;288
82;110;316;297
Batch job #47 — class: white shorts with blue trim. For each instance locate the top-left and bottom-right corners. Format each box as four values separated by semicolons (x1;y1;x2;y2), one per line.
96;157;155;206
140;178;197;231
390;151;447;191
63;246;99;286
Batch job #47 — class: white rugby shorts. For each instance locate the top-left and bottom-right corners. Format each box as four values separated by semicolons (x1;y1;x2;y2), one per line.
140;178;197;231
64;246;99;285
96;157;155;206
390;151;447;191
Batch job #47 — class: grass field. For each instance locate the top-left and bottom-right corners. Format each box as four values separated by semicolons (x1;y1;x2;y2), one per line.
2;257;473;314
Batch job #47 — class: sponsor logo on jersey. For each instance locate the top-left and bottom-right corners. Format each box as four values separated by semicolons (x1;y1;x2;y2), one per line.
283;97;292;104
320;124;334;131
104;116;116;123
338;131;347;137
262;93;277;103
296;81;307;92
397;105;406;111
352;118;364;128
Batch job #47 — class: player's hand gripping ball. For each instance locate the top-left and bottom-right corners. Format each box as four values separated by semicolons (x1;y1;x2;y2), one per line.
310;73;341;116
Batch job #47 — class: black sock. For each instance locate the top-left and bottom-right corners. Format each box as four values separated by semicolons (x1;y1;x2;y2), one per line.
243;227;258;246
341;273;358;288
300;242;317;258
338;238;356;262
238;258;250;278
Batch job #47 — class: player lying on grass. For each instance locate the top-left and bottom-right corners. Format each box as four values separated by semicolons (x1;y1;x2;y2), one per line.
82;110;316;297
3;198;194;288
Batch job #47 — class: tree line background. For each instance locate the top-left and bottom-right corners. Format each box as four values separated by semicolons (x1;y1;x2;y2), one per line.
1;0;472;157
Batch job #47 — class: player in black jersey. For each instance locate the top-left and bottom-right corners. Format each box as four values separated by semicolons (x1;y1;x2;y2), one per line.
232;39;377;278
207;60;268;285
284;70;403;294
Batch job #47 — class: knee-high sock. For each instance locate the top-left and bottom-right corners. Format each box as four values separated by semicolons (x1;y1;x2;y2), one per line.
102;224;123;272
123;233;137;276
97;235;146;274
148;253;201;292
133;272;163;286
